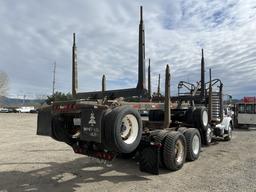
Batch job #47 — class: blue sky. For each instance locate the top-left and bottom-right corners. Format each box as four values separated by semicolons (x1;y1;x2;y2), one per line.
0;0;255;99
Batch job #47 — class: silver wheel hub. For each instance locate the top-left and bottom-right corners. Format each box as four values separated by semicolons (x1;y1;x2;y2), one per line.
206;127;212;143
202;111;208;127
120;114;139;144
192;135;200;155
175;139;185;165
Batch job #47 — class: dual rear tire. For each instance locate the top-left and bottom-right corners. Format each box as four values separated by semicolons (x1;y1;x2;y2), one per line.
193;107;212;146
163;131;186;171
155;128;201;171
183;128;201;161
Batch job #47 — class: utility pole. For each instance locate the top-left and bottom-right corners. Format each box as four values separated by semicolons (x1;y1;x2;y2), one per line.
52;61;56;95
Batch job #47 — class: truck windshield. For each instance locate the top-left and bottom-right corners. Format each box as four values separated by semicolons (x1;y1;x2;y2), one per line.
246;104;254;114
239;104;256;114
238;104;245;113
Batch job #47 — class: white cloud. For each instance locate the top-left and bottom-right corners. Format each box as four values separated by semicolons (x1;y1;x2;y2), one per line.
0;0;255;99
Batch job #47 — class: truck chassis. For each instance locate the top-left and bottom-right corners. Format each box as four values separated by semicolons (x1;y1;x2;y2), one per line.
37;6;232;175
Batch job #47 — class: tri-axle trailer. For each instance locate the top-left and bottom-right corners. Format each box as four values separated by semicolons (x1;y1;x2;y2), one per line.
37;6;232;175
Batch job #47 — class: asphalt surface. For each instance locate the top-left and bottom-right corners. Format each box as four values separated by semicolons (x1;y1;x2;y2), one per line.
0;113;256;192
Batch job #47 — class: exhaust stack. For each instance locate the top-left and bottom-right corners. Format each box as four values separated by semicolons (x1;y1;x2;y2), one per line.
200;49;205;100
208;68;212;122
102;74;106;98
72;33;78;97
136;6;146;90
148;58;151;97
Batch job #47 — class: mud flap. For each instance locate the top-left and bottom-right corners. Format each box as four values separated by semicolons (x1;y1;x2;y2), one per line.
139;142;160;175
37;106;52;136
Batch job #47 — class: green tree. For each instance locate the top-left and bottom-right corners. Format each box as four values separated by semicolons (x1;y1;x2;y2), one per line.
45;92;73;105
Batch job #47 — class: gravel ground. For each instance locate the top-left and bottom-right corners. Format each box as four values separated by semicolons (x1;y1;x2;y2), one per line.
0;113;256;192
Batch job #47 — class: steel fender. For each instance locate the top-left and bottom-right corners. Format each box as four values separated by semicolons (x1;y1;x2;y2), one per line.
37;106;52;136
221;116;232;131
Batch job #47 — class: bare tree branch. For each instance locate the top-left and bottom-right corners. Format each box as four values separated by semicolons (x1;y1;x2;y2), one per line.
0;71;8;96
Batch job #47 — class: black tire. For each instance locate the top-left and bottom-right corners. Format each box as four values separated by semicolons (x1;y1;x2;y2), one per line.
177;127;188;134
184;128;201;161
154;130;168;143
51;116;74;145
104;106;142;153
202;124;212;146
193;107;208;131
163;131;186;171
154;130;168;168
185;107;195;124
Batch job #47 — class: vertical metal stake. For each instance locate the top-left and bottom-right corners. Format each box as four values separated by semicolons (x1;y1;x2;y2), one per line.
164;65;171;128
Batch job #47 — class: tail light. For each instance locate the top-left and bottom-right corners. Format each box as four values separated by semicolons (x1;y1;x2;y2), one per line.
53;104;79;112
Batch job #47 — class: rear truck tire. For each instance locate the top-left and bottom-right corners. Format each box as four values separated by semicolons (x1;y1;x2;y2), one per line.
183;128;201;161
185;107;195;124
202;125;213;146
193;107;208;131
51;116;74;145
104;106;142;154
224;123;232;141
177;127;188;134
193;107;212;146
163;131;186;171
154;130;168;168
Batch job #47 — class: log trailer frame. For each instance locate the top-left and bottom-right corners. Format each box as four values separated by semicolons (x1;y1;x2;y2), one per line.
37;6;232;175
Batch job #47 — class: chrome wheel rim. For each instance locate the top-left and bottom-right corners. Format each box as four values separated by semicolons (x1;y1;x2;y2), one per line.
202;111;208;127
206;127;212;143
120;114;139;144
192;134;200;155
175;139;185;165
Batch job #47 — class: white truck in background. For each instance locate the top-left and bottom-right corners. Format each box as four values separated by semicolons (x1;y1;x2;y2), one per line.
16;106;35;113
235;97;256;128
